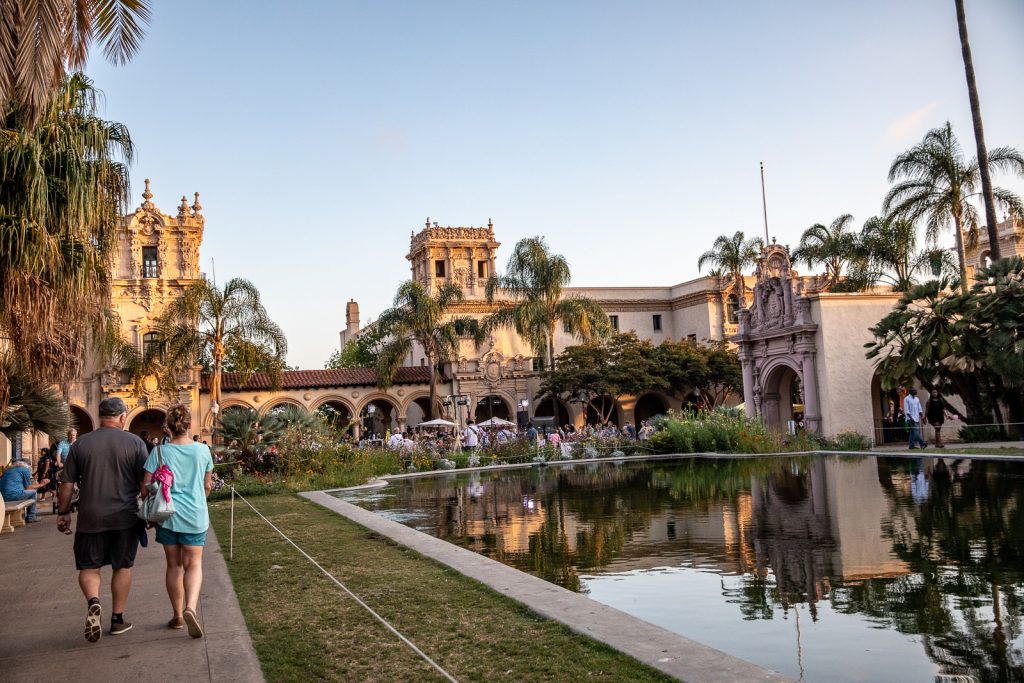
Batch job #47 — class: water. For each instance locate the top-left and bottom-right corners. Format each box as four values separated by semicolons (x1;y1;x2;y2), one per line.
337;455;1024;682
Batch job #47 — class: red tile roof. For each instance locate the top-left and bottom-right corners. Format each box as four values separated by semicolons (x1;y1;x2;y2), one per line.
201;366;431;392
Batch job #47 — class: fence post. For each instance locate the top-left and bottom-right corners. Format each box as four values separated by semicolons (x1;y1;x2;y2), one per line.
229;486;235;562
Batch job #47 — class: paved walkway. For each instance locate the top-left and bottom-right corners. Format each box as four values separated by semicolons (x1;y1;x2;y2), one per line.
874;439;1024;452
0;505;263;683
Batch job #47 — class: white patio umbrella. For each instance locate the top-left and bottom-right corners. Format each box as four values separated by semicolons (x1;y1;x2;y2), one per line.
477;417;515;427
417;418;457;428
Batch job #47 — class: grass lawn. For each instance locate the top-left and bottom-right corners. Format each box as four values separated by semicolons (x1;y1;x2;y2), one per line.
210;494;674;682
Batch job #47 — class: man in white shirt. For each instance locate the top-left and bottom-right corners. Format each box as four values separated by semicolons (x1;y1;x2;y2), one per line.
903;388;927;449
387;431;404;450
463;420;479;451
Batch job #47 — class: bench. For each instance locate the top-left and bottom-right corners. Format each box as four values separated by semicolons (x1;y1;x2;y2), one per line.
1;496;34;534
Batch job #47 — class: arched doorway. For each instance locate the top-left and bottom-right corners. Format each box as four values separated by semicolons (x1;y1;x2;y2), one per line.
70;406;94;436
316;401;353;434
475;395;511;423
533;398;570;429
360;398;399;439
585;397;621;427
129;408;165;440
761;364;802;432
871;374;906;444
634;393;669;424
405;397;432;428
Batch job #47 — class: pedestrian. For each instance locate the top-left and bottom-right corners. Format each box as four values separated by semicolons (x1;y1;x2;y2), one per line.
525;420;538;442
903;388;927;450
1;459;48;522
56;397;149;643
56;428;77;467
463;419;480;451
926;389;946;449
141;404;214;638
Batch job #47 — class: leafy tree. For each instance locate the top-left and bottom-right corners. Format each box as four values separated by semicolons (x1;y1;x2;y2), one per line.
699;340;743;408
0;0;152;128
792;214;857;289
157;277;287;418
859;216;959;292
0;74;133;416
1;358;70;440
325;324;387;369
884;123;1024;293
375;280;483;420
653;339;708;400
697;231;764;300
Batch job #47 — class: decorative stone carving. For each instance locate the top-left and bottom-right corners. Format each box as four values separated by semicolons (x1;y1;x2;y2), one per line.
130;234;142;277
157;235;171;278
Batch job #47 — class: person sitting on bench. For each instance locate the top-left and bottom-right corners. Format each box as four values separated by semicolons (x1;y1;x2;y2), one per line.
1;459;49;523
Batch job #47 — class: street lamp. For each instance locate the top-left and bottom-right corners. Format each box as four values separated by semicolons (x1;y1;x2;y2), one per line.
444;394;470;428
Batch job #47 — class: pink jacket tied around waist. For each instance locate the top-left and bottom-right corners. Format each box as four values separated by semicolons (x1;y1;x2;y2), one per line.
152;465;174;502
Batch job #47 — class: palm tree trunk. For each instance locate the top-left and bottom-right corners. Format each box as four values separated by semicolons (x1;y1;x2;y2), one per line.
427;355;437;420
548;325;558;427
956;0;1001;260
952;212;969;294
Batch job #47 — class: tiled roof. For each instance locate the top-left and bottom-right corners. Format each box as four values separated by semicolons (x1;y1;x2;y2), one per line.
201;366;431;392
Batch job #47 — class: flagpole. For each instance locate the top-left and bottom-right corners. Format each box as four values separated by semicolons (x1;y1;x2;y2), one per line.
760;162;769;243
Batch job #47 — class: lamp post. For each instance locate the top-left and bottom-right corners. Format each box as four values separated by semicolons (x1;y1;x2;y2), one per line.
576;391;588;427
444;394;470;429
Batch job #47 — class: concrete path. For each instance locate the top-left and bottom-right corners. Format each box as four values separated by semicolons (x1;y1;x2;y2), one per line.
0;505;263;683
874;439;1024;452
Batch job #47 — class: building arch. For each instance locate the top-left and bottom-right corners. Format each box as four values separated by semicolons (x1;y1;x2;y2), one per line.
759;359;803;432
473;393;513;423
204;399;257;431
69;405;94;436
533;398;571;429
309;395;357;417
634;392;670;424
585;396;622;427
355;394;402;438
128;406;166;438
259;397;308;417
404;396;434;428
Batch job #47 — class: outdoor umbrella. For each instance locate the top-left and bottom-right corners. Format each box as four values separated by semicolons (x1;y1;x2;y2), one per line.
418;418;457;427
477;417;515;427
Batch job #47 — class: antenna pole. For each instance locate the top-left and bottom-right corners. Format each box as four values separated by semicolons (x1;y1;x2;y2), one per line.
760;162;769;243
211;258;216;286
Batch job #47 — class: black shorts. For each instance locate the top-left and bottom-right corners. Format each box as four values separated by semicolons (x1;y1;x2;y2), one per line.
74;527;139;570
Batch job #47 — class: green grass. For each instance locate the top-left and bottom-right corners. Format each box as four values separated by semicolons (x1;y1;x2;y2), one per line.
210;495;674;683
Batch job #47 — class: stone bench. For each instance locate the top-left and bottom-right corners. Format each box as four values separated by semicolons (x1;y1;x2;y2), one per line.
2;497;34;534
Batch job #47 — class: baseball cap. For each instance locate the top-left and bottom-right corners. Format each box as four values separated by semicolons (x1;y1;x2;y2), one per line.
98;397;128;416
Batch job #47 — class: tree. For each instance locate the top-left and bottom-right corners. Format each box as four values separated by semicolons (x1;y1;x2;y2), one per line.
0;73;133;416
1;358;70;441
697;231;764;300
157;277;287;419
792;214;857;289
375;280;482;420
884;123;1024;293
699;340;743;408
0;0;152;128
859;216;958;292
325;324;386;369
955;0;1002;260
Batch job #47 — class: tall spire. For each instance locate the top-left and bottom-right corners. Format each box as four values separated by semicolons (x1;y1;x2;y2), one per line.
142;178;155;210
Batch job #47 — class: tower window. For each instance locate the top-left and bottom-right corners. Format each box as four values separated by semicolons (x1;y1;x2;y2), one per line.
142;332;162;359
477;261;487;278
435;260;446;277
142;247;158;278
609;315;619;331
652;314;662;332
532;357;545;372
726;295;739;324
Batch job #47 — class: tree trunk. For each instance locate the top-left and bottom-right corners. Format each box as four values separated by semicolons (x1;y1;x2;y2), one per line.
548;324;558;427
212;340;224;444
427;355;437;420
952;211;970;294
956;0;1001;260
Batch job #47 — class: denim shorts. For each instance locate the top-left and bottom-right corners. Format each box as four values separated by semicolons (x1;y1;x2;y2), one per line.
155;526;207;547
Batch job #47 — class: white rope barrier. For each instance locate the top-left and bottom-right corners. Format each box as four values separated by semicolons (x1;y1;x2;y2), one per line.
228;487;459;683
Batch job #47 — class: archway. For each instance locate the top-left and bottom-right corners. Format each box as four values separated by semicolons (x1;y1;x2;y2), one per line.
260;398;306;417
129;408;165;440
584;397;622;427
69;406;94;436
761;364;802;432
475;395;511;422
634;393;669;424
871;374;905;444
359;398;400;439
533;398;570;429
405;397;432;429
315;400;354;434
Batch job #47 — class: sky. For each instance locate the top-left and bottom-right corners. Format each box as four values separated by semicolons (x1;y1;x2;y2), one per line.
86;0;1024;369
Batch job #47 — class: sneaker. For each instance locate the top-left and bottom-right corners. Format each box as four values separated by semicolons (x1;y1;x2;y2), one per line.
25;518;38;523
84;603;102;643
110;619;133;635
183;608;204;638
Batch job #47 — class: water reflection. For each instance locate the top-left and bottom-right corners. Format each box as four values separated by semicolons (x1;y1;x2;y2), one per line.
340;456;1024;682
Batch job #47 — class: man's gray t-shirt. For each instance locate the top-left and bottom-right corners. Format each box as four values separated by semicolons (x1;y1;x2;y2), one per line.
61;427;148;533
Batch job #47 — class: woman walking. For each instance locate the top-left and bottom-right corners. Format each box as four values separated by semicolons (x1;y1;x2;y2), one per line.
141;405;214;638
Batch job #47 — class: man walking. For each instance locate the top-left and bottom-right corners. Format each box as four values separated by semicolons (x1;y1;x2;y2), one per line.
57;398;149;643
902;388;927;450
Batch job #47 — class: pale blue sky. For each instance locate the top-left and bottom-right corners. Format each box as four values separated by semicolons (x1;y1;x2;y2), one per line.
87;1;1024;369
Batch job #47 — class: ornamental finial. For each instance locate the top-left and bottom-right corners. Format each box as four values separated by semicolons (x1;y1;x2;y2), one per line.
179;195;189;217
142;178;154;209
192;192;202;215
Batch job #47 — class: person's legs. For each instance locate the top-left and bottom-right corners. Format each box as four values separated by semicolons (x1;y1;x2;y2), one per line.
907;422;916;449
111;568;132;614
78;568;101;600
23;489;37;521
182;545;205;613
163;543;185;619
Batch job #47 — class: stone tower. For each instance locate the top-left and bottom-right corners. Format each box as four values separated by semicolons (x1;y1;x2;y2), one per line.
340;299;360;347
406;218;500;299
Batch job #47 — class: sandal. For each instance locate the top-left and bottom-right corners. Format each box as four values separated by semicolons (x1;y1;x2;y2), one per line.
183;608;204;638
168;616;184;629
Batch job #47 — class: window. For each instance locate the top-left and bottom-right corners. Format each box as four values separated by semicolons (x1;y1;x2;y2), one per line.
609;315;619;331
687;334;697;341
142;247;158;278
420;358;426;366
532;357;545;372
142;332;162;359
652;314;662;332
434;260;446;277
563;320;571;333
726;294;739;324
477;261;487;278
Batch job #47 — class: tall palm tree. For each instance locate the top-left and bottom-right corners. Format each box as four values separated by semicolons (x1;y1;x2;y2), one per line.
375;280;482;420
485;237;610;374
792;214;857;289
0;73;132;416
156;277;287;419
859;216;957;292
0;0;152;128
954;0;1001;260
697;231;764;300
884;123;1024;293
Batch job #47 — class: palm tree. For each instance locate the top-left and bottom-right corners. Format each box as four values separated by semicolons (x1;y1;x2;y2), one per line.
485;237;610;374
375;280;482;420
884;123;1024;293
954;0;1001;260
0;73;133;416
156;277;287;420
697;231;764;300
1;358;70;441
792;214;857;289
860;216;957;292
0;0;152;127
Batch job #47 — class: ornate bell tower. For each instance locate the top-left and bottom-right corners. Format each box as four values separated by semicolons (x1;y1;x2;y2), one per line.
406;218;500;299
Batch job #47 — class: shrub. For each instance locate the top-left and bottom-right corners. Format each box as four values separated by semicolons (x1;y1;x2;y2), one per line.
958;425;1003;443
825;431;871;451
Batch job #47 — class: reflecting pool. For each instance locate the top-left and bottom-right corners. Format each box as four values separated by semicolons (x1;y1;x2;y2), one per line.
338;456;1024;682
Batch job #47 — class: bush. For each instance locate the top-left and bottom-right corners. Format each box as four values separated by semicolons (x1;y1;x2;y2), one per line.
650;410;785;454
958;425;1003;443
825;431;871;451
